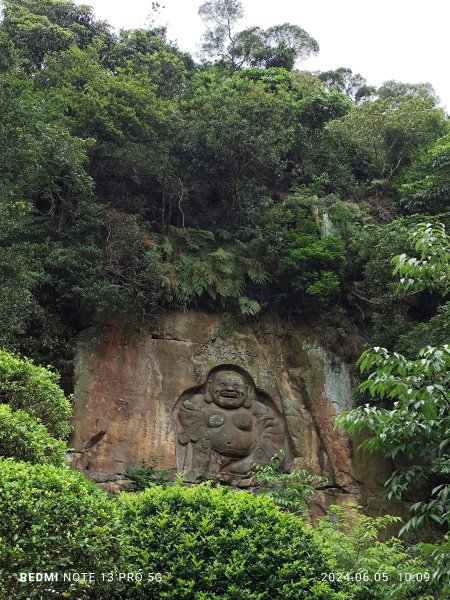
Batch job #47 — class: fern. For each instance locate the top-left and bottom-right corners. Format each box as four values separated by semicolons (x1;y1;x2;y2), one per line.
208;247;233;260
156;227;268;315
247;263;270;284
238;296;261;315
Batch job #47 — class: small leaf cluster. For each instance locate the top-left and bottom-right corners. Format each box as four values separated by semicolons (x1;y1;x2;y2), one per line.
124;460;175;491
392;221;450;295
251;450;328;516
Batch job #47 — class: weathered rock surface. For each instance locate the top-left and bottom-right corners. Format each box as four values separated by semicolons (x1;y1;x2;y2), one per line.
70;311;394;512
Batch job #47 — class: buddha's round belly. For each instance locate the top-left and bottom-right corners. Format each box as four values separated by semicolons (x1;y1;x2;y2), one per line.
210;427;255;457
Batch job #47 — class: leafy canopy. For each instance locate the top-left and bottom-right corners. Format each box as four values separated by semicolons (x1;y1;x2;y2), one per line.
327;96;447;183
336;222;450;538
396;133;450;214
198;0;319;70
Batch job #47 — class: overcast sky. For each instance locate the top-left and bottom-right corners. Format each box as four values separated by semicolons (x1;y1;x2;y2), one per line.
78;0;450;109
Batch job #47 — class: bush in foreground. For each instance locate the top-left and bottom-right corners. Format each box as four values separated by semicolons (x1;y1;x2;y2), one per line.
0;459;121;599
0;404;67;466
1;459;435;600
0;349;71;438
119;482;351;599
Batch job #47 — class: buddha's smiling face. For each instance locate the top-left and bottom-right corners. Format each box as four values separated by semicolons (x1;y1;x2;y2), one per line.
208;371;249;409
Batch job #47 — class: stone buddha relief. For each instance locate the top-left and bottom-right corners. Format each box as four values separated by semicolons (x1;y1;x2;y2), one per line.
173;365;289;486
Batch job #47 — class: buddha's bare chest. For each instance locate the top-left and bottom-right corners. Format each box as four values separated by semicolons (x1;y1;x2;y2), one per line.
202;408;255;457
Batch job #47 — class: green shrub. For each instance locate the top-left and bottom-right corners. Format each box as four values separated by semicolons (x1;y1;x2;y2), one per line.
251;450;328;516
119;482;351;599
124;460;175;491
421;534;450;599
254;192;346;309
314;505;433;600
0;349;71;438
0;404;67;466
0;458;121;599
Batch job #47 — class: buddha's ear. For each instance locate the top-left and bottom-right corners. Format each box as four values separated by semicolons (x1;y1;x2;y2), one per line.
244;385;252;408
205;379;213;403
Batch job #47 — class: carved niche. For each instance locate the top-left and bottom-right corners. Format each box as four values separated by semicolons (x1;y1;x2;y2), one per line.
173;365;290;486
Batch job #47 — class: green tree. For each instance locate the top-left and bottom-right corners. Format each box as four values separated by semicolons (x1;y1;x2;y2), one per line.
395;133;450;214
99;210;165;314
377;80;438;102
198;0;244;65
336;221;450;594
0;198;41;350
327;96;447;186
198;0;319;70
0;2;179;368
317;67;376;103
113;27;195;98
345;220;414;349
180;70;298;218
36;46;177;215
0;67;102;370
0;69;90;347
255;192;346;310
337;343;450;521
315;505;431;600
180;69;350;224
1;0;114;71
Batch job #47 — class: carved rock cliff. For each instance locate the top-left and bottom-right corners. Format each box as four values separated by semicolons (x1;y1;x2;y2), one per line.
70;311;402;517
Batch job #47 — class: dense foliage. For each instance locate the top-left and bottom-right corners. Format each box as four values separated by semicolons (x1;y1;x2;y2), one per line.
0;458;121;600
0;0;447;375
0;0;449;597
0;458;434;600
0;403;67;466
119;482;351;599
0;349;71;437
337;222;450;594
315;505;431;600
251;450;328;515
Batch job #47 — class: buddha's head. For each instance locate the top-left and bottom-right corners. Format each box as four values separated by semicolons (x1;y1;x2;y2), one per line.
206;369;252;409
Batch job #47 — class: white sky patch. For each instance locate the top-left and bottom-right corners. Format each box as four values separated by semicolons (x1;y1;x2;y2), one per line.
78;0;450;110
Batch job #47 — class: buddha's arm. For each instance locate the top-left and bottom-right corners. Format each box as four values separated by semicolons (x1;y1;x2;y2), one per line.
176;397;204;445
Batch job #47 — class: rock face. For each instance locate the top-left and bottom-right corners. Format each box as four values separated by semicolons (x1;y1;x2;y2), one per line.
70;311;396;514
